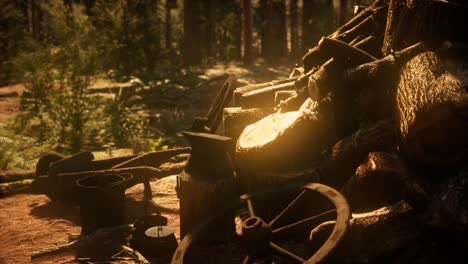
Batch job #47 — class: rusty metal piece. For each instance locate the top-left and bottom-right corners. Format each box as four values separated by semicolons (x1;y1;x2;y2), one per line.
47;151;95;200
113;148;191;169
76;173;133;234
171;182;350;264
36;153;65;177
142;226;178;257
56;166;161;202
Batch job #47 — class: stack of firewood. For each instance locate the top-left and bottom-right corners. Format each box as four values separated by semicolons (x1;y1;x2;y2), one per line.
223;0;467;261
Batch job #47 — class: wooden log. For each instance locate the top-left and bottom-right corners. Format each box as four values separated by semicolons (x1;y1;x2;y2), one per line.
276;88;309;113
396;51;468;173
330;0;386;39
239;81;296;108
274;90;297;106
335;5;387;43
382;0;468;55
353;35;382;58
318;37;378;64
330;42;425;134
113;147;191;169
318;120;398;189
302;0;388;71
233;76;299;106
307;201;424;263
222;107;274;140
0;179;35;196
342;152;407;212
236;100;336;171
0;170;35;183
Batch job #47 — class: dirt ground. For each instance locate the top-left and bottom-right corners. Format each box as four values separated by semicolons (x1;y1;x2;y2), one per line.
0;176;180;264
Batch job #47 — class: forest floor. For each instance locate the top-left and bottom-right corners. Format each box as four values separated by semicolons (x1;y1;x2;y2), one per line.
0;62;291;264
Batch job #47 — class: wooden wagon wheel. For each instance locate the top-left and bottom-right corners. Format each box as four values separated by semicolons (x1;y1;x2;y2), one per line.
171;182;350;264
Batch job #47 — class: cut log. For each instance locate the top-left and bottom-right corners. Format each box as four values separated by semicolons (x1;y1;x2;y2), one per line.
396;51;468;172
0;170;35;183
239;81;296;108
342;152;407;212
236;101;336;171
222;107;274;140
233;76;299;106
318;120;398;189
307;201;423;263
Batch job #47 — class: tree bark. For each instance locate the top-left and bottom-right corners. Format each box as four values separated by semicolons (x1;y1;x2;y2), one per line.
183;0;203;65
289;0;299;58
242;0;253;64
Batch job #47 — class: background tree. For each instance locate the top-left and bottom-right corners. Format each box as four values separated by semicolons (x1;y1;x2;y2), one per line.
242;0;253;64
302;0;336;53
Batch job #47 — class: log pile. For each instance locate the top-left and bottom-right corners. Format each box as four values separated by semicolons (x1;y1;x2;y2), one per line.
219;0;468;261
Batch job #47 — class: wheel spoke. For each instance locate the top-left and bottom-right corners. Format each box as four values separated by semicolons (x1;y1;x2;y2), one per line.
268;189;306;227
269;242;306;263
246;198;255;217
272;209;336;234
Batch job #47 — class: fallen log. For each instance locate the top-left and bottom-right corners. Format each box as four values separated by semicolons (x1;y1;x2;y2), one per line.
307;201;424;263
0;170;35;183
395;51;468;172
222;107;274;140
239;81;296;108
318;120;398;189
342;152;407;212
326;42;425;135
302;0;387;71
233;76;299;106
274;90;297;106
0;179;35;196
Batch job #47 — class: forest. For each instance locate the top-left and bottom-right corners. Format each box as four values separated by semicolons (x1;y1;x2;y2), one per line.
0;0;362;163
0;0;467;263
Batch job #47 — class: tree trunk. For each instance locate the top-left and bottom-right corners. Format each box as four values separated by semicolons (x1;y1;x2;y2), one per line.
302;0;335;53
289;0;299;59
338;0;348;26
165;0;173;50
242;0;253;64
183;0;203;65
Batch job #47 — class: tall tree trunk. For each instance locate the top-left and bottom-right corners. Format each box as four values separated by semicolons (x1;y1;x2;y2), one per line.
183;0;203;65
339;0;348;26
234;3;242;60
203;0;216;57
165;0;173;50
242;0;253;64
261;0;287;62
302;0;335;53
289;0;299;59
